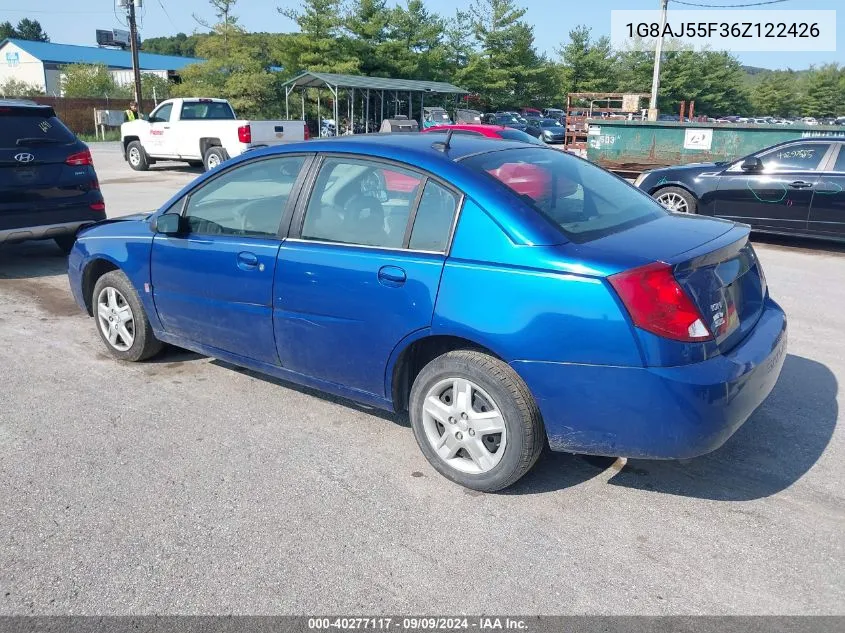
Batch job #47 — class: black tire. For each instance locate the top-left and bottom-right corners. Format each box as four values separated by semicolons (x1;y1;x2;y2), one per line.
653;186;698;214
409;349;545;492
203;146;228;171
92;270;163;362
126;141;150;171
54;234;76;254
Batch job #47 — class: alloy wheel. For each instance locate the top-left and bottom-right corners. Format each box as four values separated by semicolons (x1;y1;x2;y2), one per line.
96;287;135;352
421;377;507;474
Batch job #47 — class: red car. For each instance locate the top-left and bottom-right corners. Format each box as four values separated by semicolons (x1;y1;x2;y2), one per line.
421;124;543;144
422;125;559;200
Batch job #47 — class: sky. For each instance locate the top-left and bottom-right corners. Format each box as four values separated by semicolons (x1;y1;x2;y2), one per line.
1;0;843;70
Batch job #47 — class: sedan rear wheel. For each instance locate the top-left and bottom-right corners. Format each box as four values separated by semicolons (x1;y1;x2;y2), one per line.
655;186;697;214
409;349;545;492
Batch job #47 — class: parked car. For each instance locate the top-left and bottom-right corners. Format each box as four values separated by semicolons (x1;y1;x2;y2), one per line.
482;113;528;131
422;107;452;129
525;118;566;144
0;99;105;253
455;109;483;124
421;124;543;145
543;108;565;122
636;137;845;240
69;135;787;492
121;97;308;173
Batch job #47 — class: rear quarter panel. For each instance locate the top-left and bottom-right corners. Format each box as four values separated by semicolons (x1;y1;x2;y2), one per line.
433;198;642;367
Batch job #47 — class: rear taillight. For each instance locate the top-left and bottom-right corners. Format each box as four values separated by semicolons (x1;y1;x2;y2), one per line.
238;124;252;144
304;124;310;140
609;262;712;343
90;201;105;212
66;149;94;166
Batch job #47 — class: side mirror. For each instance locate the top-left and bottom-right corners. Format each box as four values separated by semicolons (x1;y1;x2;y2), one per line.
741;157;763;172
153;213;183;235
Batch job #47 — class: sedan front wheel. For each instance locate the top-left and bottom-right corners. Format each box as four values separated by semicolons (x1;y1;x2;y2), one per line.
92;270;163;362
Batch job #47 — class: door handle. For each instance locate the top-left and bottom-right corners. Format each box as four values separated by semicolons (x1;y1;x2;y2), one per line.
163;125;171;129
237;251;259;269
789;181;813;189
378;265;406;286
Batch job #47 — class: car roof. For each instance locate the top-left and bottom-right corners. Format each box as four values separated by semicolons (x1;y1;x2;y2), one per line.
246;132;531;162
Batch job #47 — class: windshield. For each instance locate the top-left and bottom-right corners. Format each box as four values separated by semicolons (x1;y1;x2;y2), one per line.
540;119;560;128
180;101;236;120
462;148;665;243
0;109;75;148
497;128;545;145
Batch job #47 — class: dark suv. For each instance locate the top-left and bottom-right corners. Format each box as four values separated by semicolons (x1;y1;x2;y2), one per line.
0;100;105;253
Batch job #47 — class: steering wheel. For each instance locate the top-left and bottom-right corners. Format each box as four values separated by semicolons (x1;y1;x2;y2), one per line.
360;169;388;203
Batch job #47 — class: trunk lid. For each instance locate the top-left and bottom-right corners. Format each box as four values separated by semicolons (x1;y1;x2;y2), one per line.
582;214;766;353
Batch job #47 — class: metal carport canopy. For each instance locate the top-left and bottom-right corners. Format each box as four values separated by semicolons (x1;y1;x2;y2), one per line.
281;71;468;94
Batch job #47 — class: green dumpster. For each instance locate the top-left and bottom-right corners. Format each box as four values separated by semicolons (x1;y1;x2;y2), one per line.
585;120;845;172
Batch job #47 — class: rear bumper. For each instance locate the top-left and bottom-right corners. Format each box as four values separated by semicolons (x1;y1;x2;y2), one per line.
0;217;103;245
512;298;787;459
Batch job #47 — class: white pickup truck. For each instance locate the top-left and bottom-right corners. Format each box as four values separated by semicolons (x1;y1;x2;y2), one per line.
121;98;308;172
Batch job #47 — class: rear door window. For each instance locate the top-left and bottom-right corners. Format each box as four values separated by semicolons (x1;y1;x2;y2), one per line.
462;147;665;243
0;109;75;148
409;181;460;252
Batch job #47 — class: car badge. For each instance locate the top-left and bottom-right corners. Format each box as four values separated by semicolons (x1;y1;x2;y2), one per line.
14;153;35;164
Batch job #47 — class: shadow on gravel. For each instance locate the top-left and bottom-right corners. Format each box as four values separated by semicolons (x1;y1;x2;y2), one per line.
211;359;406;426
0;240;68;280
751;233;845;256
607;354;837;501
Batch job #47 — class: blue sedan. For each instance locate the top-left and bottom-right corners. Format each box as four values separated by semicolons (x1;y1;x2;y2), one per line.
68;134;787;492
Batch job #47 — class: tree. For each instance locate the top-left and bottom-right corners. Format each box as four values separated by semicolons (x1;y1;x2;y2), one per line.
461;0;552;109
175;5;281;118
802;64;843;118
14;18;49;42
0;22;16;40
345;0;391;76
142;33;205;58
278;0;359;74
0;78;44;97
557;26;617;95
750;71;800;117
61;64;123;98
382;0;445;79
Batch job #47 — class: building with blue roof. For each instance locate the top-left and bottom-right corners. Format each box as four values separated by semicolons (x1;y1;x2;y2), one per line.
0;38;204;96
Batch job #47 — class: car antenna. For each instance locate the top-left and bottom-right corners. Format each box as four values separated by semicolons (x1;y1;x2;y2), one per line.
432;128;454;153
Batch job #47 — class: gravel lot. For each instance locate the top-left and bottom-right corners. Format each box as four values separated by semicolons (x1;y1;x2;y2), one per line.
0;143;842;615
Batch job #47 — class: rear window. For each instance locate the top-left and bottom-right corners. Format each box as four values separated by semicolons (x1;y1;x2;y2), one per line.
0;108;75;148
497;129;544;145
462;148;666;243
180;101;235;120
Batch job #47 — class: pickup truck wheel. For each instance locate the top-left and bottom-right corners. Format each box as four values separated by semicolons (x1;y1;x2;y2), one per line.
92;270;163;362
126;141;149;171
409;349;545;492
203;147;228;171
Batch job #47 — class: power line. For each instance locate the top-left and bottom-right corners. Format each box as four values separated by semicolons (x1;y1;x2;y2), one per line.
155;0;178;30
671;0;791;7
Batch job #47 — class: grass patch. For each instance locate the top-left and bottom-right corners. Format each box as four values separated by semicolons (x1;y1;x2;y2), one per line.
78;130;121;142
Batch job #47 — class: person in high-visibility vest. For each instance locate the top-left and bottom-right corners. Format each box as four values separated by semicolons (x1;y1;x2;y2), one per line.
124;101;140;122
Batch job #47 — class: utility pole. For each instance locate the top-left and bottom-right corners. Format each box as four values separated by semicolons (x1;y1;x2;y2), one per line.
127;0;143;107
648;0;669;121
